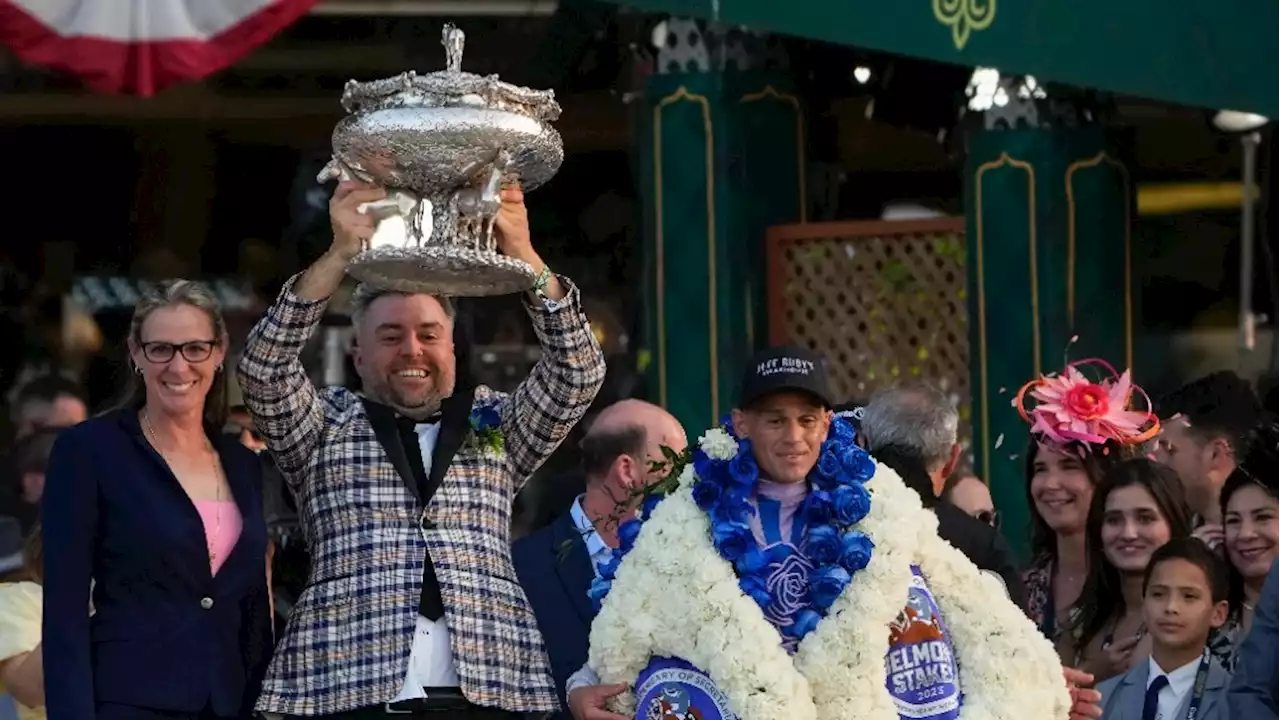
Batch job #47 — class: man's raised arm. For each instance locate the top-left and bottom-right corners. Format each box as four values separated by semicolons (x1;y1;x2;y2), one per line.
492;188;606;482
237;181;384;480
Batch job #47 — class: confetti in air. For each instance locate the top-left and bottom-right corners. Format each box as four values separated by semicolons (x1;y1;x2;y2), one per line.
994;433;1005;449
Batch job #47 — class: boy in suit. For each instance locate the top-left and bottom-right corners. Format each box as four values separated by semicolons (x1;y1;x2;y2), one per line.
1097;538;1232;720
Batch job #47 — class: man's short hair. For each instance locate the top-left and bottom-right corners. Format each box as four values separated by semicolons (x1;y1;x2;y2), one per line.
860;382;958;470
579;423;648;480
1143;537;1229;603
1158;371;1264;455
349;284;456;329
13;375;87;425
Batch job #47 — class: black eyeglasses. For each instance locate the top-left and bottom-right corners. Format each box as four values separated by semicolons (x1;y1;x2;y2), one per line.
976;509;1001;529
140;340;218;364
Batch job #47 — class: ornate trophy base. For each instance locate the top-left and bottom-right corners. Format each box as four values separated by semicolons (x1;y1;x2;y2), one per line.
347;246;537;297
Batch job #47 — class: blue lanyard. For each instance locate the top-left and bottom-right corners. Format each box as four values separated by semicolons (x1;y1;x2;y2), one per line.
1183;648;1213;720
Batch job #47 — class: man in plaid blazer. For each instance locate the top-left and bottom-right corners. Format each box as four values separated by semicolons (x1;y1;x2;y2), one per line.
239;181;605;718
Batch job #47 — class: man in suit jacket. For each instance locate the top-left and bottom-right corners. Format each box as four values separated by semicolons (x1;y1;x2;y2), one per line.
1097;657;1230;720
1229;558;1278;717
239;181;605;718
849;386;1026;606
512;400;686;716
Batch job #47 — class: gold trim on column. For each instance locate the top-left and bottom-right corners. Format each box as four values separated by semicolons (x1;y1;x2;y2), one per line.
973;151;1038;484
740;85;807;223
1065;151;1133;368
654;85;719;424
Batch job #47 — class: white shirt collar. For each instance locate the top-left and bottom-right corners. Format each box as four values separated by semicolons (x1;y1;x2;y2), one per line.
1147;653;1202;694
570;494;613;572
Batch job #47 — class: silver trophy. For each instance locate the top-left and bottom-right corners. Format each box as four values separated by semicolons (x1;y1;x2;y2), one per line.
319;25;563;296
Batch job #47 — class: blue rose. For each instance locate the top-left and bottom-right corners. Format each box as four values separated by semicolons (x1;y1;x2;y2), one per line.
806;524;843;564
720;414;739;438
640;493;664;521
839;530;875;572
691;480;722;510
839;445;877;483
711;492;754;525
470;403;501;431
739;573;772;606
597;554;621;581
809;564;852;611
832;483;871;526
692;449;717;483
802;490;834;526
815;447;842;481
733;546;767;575
587;576;612;610
727;444;759;490
788;608;822;639
829;416;855;445
618;519;642;553
711;520;755;561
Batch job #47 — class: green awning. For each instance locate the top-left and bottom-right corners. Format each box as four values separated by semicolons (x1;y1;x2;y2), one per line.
613;0;1277;118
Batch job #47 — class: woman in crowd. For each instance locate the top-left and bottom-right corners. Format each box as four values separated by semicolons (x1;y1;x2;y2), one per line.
1210;421;1279;669
0;528;44;719
1066;458;1194;680
1016;360;1162;648
1021;437;1125;642
42;280;272;720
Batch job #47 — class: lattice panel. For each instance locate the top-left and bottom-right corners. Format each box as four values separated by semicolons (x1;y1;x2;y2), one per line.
766;219;973;460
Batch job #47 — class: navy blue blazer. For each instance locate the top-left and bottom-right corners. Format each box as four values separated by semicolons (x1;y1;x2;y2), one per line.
513;511;596;718
41;409;272;719
1229;558;1279;717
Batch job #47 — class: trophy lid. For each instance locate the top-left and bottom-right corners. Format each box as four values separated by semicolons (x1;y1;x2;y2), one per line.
339;25;561;123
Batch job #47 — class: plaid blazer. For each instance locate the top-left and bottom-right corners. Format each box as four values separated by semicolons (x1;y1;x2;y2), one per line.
238;275;605;716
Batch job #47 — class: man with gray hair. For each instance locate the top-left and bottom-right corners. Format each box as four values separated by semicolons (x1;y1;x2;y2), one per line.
857;381;1025;609
859;382;961;498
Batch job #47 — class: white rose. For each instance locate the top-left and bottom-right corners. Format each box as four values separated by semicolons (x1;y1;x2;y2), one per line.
699;428;740;461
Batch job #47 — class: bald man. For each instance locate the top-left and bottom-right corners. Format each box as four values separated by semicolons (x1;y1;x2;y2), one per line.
512;400;686;717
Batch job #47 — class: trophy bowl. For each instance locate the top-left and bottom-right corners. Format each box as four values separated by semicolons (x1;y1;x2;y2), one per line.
320;24;564;297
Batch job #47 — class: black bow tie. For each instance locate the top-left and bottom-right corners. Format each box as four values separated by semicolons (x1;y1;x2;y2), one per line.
396;412;443;432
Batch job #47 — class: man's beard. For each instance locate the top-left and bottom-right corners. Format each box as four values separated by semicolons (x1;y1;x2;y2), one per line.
370;377;452;421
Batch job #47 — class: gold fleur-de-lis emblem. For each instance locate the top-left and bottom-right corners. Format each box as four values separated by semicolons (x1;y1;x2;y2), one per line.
933;0;996;50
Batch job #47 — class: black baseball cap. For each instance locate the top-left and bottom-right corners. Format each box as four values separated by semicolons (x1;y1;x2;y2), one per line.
738;345;834;409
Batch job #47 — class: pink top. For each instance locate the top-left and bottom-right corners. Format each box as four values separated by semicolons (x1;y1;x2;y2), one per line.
192;499;243;575
747;478;809;547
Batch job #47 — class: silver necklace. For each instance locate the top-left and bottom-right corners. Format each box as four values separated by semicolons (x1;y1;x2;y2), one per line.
142;410;224;564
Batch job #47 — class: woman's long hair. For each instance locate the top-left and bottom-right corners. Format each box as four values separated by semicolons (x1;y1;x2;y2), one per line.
1022;435;1127;563
108;279;230;430
1220;421;1279;617
1070;458;1195;654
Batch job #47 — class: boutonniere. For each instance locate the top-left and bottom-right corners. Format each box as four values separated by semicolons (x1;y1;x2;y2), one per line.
468;400;504;455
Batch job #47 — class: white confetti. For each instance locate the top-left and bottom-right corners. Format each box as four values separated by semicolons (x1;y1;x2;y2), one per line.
994;433;1005;449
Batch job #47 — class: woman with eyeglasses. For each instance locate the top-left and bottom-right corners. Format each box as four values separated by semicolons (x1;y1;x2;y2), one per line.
41;280;272;720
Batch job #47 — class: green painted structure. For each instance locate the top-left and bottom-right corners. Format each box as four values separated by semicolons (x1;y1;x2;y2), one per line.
599;0;1277;117
964;126;1134;558
638;67;808;434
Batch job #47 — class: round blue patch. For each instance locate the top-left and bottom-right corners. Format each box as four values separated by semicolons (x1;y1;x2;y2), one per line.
634;657;739;720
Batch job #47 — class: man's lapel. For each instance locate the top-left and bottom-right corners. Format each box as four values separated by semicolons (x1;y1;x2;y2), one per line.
425;384;477;502
1187;659;1230;720
361;398;421;502
1117;661;1150;720
551;511;597;623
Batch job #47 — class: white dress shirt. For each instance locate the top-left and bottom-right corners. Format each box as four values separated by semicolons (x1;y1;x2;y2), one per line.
393;420;462;701
569;495;612;578
1146;655;1202;720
